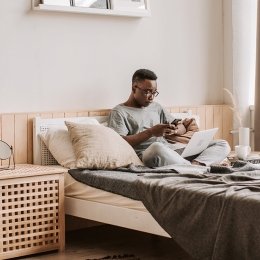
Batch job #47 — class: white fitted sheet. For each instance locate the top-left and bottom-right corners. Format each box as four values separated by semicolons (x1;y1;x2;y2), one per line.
65;172;147;212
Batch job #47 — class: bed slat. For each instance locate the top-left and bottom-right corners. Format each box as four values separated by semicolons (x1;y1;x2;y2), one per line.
14;114;28;164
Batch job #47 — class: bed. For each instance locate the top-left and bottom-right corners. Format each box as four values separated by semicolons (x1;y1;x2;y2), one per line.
0;105;232;236
30;106;260;260
31;109;216;238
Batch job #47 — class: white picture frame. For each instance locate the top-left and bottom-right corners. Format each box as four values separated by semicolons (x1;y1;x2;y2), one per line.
110;0;147;12
74;0;109;8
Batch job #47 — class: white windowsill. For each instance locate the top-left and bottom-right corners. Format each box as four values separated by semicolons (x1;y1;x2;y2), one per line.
33;4;151;18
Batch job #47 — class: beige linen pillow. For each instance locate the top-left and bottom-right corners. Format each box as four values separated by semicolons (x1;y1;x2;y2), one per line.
65;121;143;169
40;127;76;169
40;117;100;169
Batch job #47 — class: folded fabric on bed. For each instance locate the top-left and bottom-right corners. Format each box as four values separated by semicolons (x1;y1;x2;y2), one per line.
210;160;260;173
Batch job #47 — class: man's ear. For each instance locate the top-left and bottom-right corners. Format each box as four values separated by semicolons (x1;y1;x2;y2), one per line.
132;84;136;93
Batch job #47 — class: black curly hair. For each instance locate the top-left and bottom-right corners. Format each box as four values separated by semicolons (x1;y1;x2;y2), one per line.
132;69;157;84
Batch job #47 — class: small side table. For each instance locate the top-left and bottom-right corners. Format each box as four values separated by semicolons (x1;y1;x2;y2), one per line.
0;164;66;259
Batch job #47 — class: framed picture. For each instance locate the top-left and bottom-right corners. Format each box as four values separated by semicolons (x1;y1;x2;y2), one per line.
42;0;71;6
110;0;147;11
74;0;109;9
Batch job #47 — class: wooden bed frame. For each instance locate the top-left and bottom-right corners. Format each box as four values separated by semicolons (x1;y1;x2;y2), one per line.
0;105;233;237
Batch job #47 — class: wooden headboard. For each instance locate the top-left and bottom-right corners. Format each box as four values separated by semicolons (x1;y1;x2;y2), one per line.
0;105;233;165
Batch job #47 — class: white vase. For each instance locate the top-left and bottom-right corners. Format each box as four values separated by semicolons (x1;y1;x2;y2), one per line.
238;127;250;146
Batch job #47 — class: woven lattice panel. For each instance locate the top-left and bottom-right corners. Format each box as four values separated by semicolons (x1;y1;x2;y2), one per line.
40;125;58;166
0;177;61;258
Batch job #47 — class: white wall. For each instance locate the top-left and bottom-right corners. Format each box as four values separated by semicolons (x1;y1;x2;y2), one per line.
223;0;257;128
0;0;224;113
223;0;233;103
232;0;257;128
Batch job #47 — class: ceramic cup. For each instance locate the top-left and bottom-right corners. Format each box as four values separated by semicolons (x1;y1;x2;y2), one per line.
235;145;251;160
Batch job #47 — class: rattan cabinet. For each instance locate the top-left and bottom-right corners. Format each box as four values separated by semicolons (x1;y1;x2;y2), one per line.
0;164;66;259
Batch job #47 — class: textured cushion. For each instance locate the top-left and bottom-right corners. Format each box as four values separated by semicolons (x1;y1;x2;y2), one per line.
65;121;143;169
40;117;100;169
40;127;76;168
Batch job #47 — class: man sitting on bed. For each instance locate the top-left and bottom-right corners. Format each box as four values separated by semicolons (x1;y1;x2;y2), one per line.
107;68;230;167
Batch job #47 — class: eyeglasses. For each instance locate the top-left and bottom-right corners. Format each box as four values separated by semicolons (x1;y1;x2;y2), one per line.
135;86;159;97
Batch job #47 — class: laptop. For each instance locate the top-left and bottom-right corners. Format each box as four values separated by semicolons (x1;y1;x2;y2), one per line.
181;128;218;158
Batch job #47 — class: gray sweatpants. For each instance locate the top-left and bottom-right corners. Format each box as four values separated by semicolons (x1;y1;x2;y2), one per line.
141;140;231;167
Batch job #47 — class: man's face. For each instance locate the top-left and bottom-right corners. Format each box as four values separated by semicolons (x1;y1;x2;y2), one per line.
132;79;158;107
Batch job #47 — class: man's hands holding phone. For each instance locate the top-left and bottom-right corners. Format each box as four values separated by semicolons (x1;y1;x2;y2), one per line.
150;121;186;137
149;124;176;137
171;121;187;136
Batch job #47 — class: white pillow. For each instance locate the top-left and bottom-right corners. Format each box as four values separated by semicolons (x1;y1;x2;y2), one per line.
40;117;100;168
65;121;143;169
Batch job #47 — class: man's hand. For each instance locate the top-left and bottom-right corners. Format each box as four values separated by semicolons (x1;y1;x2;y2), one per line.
150;124;177;137
122;123;175;147
164;121;187;137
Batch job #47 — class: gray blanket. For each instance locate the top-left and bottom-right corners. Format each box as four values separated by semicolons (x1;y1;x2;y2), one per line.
136;168;260;260
69;162;260;260
68;164;207;200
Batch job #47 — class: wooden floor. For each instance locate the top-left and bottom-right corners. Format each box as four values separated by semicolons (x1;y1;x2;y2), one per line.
18;225;194;260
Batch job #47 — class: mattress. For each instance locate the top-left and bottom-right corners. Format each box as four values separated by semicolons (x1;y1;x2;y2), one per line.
64;172;147;212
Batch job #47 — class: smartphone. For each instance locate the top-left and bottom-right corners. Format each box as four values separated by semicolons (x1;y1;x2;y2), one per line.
171;119;182;126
